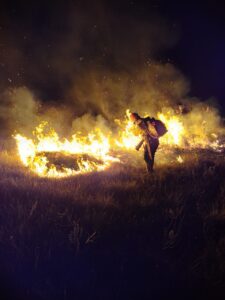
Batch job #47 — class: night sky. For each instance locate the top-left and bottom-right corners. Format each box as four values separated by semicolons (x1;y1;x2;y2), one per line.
0;0;225;113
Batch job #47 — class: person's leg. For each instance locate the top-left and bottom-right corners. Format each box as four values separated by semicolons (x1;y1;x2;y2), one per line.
150;153;154;171
144;145;153;173
149;139;159;171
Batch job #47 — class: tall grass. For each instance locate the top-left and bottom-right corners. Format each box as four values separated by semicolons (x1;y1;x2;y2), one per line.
0;149;224;299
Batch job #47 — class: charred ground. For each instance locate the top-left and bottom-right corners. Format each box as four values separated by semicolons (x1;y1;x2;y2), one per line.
0;149;225;299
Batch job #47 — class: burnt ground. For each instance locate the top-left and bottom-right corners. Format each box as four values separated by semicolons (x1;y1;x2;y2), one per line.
0;149;224;300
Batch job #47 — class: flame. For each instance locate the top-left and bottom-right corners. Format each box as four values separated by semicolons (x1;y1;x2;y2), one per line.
115;109;222;151
14;122;118;178
157;113;184;145
115;109;141;149
115;109;186;149
177;155;184;163
14;109;223;178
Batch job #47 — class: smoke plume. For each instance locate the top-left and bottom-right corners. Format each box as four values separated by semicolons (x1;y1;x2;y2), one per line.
0;1;224;144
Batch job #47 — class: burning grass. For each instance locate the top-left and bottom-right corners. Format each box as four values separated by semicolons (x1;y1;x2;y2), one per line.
13;109;225;178
0;148;224;299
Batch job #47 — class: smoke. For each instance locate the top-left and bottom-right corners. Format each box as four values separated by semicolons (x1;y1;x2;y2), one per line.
67;64;224;142
0;1;178;97
71;113;111;136
0;87;74;139
0;87;39;137
0;1;224;145
68;63;189;121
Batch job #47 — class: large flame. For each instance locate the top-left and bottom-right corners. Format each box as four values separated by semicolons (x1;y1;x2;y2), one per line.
14;122;118;178
157;113;184;145
115;109;186;149
14;109;223;178
116;109;222;150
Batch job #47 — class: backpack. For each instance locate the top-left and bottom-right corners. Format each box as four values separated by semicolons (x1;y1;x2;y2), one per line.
151;118;167;137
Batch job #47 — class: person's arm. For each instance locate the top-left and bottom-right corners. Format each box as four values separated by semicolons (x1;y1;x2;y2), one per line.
146;120;159;138
135;138;144;151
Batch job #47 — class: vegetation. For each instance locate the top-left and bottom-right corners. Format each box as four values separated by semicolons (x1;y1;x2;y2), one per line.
0;149;224;299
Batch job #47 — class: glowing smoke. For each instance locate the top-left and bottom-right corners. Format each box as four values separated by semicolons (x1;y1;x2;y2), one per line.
0;1;224;156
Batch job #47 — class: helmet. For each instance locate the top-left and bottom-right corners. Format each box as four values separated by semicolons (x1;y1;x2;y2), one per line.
130;112;140;122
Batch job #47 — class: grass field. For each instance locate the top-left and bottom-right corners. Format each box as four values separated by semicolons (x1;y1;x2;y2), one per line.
0;147;225;299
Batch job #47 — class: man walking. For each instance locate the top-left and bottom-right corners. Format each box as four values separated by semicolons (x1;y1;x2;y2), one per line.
130;112;166;173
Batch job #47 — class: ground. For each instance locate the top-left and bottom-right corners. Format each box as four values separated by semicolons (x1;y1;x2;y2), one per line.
0;147;225;299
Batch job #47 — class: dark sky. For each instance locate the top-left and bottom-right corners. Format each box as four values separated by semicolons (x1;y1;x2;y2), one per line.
0;0;225;112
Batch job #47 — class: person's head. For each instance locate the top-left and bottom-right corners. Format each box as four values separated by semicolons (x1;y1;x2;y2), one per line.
130;112;141;123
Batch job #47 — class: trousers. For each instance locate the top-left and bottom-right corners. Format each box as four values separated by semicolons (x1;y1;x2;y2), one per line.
143;138;159;172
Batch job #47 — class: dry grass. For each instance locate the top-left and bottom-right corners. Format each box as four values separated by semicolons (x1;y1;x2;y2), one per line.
0;149;225;299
